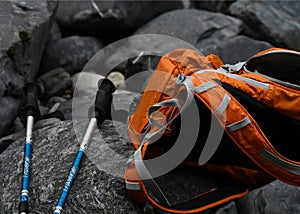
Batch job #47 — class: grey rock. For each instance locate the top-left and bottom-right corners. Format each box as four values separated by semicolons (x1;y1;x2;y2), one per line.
237;180;300;213
55;1;183;39
46;96;67;108
58;97;89;120
71;72;105;97
134;9;242;52
37;67;73;100
38;105;50;117
49;21;62;42
0;128;24;155
214;201;238;214
40;36;104;74
0;97;21;137
0;120;141;213
202;35;273;64
193;0;235;13
229;0;300;51
11;117;25;133
0;0;57;137
33;118;62;130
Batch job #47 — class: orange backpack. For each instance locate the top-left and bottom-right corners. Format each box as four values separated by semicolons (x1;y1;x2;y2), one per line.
124;48;300;213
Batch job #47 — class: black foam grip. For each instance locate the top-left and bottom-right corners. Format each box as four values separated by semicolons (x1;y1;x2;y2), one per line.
23;82;40;120
19;201;29;214
88;78;115;126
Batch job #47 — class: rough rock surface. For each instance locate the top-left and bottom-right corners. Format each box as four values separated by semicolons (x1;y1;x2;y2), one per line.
40;36;104;75
0;0;56;137
0;120;141;213
202;35;273;64
37;67;73;100
193;0;235;13
134;9;242;53
230;0;300;51
237;180;300;213
54;1;183;39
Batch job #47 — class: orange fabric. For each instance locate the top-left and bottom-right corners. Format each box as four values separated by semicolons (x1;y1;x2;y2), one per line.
129;48;216;145
202;71;300;121
206;54;224;69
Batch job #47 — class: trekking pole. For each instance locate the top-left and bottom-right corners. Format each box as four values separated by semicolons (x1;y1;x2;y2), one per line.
19;82;40;214
53;78;115;214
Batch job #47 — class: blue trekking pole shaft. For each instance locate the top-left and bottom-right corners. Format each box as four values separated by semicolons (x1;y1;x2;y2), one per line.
53;78;115;214
53;118;97;214
19;82;40;214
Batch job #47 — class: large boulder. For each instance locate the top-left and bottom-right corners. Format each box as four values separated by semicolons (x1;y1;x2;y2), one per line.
0;119;141;213
40;36;104;75
55;1;183;40
193;0;235;13
0;0;57;137
237;180;300;213
134;9;243;52
229;0;300;51
202;35;273;64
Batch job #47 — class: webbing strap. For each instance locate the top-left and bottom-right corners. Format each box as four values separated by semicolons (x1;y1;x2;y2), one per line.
125;180;141;191
215;94;231;116
133;74;195;206
195;81;217;94
226;117;251;132
147;98;181;129
260;149;300;176
134;150;171;206
196;68;269;90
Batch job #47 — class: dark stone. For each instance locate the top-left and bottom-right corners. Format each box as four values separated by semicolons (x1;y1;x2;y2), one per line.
202;35;273;64
213;201;238;214
0;97;21;137
46;96;67;108
55;1;183;40
0;0;56;137
48;21;63;42
134;9;242;52
229;0;300;51
40;36;104;75
37;67;73;102
193;0;236;14
237;180;300;213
